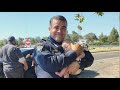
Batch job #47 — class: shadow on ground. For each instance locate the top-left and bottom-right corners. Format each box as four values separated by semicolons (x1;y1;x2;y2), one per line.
77;70;99;78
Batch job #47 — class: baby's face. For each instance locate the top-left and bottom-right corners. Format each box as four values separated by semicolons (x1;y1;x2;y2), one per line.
62;42;71;52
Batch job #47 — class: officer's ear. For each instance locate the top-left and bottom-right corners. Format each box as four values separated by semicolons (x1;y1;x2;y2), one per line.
48;26;51;32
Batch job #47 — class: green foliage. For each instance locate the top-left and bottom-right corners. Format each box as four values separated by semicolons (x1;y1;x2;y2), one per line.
118;36;120;42
74;13;85;31
35;36;41;43
42;36;48;40
70;31;81;43
99;32;108;43
65;34;71;39
110;42;119;45
17;37;24;46
30;37;36;45
74;12;104;31
77;25;82;30
109;27;119;42
0;40;4;48
84;33;98;43
89;41;103;46
0;39;8;48
75;13;85;23
95;12;104;16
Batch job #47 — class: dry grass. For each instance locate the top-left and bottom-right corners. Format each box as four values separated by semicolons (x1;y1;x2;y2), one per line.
89;46;119;53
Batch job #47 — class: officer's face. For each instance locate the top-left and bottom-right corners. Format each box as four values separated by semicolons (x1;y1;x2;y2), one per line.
49;19;67;42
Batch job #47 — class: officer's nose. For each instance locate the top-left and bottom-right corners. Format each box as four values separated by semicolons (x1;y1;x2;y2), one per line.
57;28;63;33
57;29;61;33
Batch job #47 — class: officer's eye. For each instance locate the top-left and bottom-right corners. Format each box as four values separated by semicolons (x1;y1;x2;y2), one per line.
54;26;66;31
54;26;59;30
61;26;66;30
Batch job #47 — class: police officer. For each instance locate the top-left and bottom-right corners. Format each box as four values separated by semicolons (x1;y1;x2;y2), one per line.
0;36;28;78
33;15;94;78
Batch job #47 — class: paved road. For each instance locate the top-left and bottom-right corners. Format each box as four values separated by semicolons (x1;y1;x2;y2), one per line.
92;51;119;60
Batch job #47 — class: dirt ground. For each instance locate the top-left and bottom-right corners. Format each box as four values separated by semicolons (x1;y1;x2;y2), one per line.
89;46;119;53
77;57;119;78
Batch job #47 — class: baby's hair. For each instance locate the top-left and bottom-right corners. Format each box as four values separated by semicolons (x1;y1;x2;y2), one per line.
63;38;72;44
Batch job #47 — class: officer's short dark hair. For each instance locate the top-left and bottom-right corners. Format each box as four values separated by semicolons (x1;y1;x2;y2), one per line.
8;36;16;42
50;15;67;26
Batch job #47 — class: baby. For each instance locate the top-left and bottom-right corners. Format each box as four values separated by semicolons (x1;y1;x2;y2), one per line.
55;39;85;78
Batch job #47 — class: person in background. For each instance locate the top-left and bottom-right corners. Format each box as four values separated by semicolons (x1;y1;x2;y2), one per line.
24;54;37;78
0;36;28;78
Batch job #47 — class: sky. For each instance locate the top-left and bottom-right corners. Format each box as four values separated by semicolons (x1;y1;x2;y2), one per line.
0;12;119;40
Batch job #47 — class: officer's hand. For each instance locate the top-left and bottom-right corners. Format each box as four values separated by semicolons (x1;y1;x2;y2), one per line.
76;52;85;62
65;61;80;75
26;54;31;58
71;43;84;56
24;66;28;71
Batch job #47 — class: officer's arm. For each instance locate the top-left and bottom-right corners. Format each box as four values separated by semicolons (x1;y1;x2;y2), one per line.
79;50;94;69
15;48;28;71
34;50;77;72
19;57;28;71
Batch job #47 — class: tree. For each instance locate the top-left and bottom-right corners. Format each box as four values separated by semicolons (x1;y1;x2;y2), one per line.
118;36;120;42
74;13;84;31
84;33;98;43
30;37;36;45
0;39;7;48
95;12;104;16
2;39;7;45
42;36;48;40
109;27;119;43
74;12;104;31
65;34;71;39
99;32;108;43
70;31;80;43
35;36;41;43
0;40;4;48
18;37;24;46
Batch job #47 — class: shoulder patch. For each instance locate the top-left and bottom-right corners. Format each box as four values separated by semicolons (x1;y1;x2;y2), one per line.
35;42;44;52
36;45;44;52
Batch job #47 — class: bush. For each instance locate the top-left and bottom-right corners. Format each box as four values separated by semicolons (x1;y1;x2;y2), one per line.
110;42;119;45
89;42;103;46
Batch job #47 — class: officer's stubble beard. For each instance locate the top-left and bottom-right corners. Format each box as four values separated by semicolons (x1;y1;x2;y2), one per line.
54;35;65;43
55;30;68;43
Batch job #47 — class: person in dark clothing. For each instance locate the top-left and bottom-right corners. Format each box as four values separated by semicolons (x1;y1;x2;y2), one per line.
0;58;4;78
0;36;28;78
24;54;37;78
33;15;94;78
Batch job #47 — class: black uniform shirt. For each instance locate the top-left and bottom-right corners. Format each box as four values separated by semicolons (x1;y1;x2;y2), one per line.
0;43;24;68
